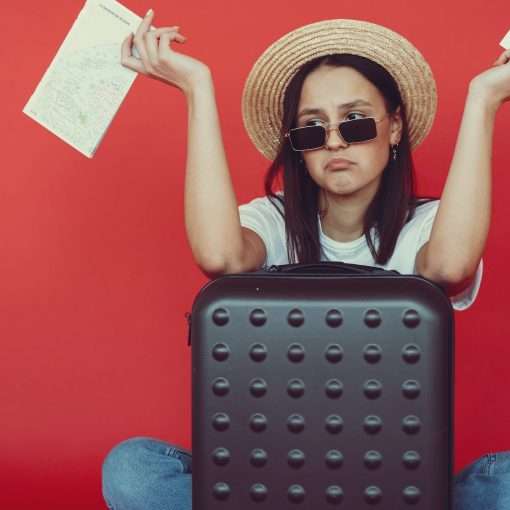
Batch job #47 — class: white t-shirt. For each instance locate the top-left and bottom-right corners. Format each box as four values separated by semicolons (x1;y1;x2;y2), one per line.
239;195;483;311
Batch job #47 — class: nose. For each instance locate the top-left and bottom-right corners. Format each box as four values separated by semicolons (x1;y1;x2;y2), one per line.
325;125;349;150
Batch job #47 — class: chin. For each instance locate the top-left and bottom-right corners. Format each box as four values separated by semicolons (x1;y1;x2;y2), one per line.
327;186;358;197
325;177;358;194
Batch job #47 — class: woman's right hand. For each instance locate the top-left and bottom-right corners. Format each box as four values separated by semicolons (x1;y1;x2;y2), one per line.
121;9;210;96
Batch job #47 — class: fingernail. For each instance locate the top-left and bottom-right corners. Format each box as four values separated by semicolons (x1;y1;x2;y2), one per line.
145;8;153;16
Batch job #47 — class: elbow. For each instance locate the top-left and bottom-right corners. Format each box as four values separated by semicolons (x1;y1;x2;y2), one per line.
196;256;229;278
195;253;246;279
415;242;481;295
418;263;475;294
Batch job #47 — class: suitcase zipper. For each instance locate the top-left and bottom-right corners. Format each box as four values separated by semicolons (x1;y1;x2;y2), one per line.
185;312;192;347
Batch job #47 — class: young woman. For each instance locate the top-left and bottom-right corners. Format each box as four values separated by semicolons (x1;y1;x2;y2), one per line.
101;12;510;510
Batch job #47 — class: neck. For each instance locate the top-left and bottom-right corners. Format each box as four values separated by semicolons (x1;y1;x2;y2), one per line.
319;184;379;242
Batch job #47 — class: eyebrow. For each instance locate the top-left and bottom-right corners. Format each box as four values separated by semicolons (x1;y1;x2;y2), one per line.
297;100;374;118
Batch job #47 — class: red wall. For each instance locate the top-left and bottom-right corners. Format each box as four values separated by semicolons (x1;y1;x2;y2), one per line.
3;0;510;507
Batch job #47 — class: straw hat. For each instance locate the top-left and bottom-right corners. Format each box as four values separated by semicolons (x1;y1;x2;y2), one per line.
242;19;437;160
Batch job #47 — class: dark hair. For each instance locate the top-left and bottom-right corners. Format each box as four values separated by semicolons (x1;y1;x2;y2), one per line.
264;54;437;265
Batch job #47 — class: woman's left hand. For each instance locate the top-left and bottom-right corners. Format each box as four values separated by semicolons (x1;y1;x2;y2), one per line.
470;49;510;110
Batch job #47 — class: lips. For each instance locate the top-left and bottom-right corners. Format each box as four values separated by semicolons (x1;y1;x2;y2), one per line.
325;158;353;170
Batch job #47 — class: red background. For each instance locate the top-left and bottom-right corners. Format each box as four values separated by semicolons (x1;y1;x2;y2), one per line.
3;0;510;508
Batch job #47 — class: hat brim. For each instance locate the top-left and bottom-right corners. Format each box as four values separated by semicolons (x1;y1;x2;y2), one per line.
242;19;437;160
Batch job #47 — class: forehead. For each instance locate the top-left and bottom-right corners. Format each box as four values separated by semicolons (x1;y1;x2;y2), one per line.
298;65;384;111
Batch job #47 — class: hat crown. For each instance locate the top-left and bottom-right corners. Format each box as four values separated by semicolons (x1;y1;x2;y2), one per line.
242;19;437;160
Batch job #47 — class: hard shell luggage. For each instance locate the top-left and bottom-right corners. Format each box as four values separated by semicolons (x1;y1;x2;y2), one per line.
189;262;454;509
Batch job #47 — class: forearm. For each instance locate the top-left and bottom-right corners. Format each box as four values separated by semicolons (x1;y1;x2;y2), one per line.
423;83;497;281
183;71;244;272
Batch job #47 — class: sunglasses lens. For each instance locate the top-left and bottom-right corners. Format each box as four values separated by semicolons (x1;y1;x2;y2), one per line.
288;118;378;150
289;125;325;150
339;118;377;143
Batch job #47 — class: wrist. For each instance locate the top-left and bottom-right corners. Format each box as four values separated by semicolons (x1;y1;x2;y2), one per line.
467;79;501;116
183;66;213;99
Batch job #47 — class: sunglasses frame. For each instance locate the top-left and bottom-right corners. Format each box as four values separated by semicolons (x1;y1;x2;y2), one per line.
285;115;388;152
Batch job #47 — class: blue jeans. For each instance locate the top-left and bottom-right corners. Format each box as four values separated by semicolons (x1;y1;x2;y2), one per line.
102;437;510;510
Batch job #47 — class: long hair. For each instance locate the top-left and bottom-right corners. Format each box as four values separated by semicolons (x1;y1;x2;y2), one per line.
264;54;436;265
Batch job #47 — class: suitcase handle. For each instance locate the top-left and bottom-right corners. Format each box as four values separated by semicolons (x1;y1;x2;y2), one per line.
267;261;399;276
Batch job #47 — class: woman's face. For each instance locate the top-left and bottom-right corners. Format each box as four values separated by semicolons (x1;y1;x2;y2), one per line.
297;65;402;201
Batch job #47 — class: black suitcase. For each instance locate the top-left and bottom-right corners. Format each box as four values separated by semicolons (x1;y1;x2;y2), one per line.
189;262;454;509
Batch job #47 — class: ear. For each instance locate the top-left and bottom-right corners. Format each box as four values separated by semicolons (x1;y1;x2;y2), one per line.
389;105;403;145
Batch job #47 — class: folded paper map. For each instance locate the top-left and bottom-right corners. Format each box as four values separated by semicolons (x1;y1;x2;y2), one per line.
500;29;510;50
23;0;144;158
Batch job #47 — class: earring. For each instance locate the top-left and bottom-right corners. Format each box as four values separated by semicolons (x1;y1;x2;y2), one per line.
392;143;399;161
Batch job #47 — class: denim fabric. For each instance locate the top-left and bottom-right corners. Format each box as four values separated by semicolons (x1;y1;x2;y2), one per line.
102;437;510;510
454;452;510;510
102;437;192;510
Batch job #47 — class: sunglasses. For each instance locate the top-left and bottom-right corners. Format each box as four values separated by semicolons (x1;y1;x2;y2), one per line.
285;116;387;152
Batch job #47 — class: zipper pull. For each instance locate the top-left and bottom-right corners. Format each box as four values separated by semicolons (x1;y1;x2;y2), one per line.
185;312;192;347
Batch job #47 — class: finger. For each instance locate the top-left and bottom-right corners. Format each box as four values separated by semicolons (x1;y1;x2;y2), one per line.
144;30;159;67
146;28;185;59
120;33;148;74
158;31;187;57
152;26;181;37
133;9;156;71
152;27;186;46
135;7;155;38
174;33;187;43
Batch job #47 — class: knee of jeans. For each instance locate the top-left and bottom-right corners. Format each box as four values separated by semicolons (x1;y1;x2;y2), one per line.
102;437;156;503
102;437;192;498
493;451;510;475
455;454;490;483
455;451;510;484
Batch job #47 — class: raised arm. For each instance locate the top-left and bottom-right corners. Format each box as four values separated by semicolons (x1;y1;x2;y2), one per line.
183;72;266;275
415;49;510;296
120;10;266;277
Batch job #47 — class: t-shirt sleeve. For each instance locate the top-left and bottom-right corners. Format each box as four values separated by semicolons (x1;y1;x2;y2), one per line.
238;195;288;267
414;201;483;311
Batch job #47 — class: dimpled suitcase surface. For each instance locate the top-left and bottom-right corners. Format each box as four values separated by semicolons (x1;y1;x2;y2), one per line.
190;264;454;509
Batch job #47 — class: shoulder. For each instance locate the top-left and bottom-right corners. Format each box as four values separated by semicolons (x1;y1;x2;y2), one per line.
393;198;440;251
411;197;439;215
382;199;440;273
238;192;288;266
404;198;440;229
239;192;285;217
